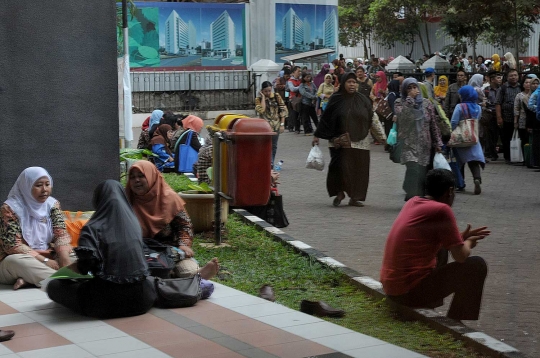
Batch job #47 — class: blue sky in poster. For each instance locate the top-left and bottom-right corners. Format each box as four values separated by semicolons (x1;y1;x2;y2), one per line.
275;3;335;43
134;2;244;48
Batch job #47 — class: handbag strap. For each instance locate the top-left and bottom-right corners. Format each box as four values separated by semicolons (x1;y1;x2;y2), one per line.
460;103;470;119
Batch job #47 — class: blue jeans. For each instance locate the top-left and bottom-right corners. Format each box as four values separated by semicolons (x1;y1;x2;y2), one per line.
271;131;279;166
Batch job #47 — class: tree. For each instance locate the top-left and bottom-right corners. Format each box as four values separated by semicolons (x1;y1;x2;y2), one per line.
338;0;372;58
434;0;492;59
368;0;432;57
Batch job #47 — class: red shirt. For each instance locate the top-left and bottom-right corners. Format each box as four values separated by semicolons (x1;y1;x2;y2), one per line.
380;197;463;296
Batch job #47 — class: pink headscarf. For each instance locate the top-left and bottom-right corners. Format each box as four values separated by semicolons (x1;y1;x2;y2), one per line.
373;71;388;98
182;115;204;133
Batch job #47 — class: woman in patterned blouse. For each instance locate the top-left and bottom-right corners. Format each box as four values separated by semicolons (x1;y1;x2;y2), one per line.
126;160;219;280
0;167;72;290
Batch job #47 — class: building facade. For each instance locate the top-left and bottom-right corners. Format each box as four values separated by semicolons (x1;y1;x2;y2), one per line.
211;10;236;58
282;8;304;50
165;10;196;55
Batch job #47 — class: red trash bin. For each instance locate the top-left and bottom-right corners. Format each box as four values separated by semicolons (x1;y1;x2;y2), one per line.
225;118;275;206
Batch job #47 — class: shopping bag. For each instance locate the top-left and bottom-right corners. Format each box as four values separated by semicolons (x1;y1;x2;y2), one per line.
447;104;479;147
387;123;397;146
510;129;523;163
306;145;325;171
433;153;451;171
374;96;393;120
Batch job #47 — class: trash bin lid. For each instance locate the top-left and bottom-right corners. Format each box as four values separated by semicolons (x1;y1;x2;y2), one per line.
226;118;275;136
212;113;249;131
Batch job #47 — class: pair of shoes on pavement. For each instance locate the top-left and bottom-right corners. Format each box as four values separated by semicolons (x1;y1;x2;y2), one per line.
300;300;345;318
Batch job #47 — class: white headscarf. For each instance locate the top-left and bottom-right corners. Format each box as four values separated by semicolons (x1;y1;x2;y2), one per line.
4;167;57;250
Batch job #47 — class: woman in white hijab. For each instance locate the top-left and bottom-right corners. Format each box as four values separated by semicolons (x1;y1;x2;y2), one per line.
0;167;72;289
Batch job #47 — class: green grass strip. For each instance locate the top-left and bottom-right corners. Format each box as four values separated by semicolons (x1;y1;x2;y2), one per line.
193;216;485;358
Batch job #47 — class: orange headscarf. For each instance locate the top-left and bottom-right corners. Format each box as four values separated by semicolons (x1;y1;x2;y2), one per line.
126;160;186;238
183;115;204;133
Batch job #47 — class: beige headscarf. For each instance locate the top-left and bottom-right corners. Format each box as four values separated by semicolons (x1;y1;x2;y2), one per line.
126;161;186;238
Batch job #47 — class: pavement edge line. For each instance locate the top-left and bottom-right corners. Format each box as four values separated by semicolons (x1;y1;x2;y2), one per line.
232;209;527;358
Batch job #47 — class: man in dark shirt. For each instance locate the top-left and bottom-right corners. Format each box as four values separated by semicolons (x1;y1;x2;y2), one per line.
496;69;521;163
443;70;468;117
483;71;502;160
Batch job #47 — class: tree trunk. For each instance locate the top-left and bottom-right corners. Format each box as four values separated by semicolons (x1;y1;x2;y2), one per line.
363;37;368;59
472;38;477;63
538;35;540;64
409;36;415;58
424;22;432;54
417;29;427;56
368;33;372;57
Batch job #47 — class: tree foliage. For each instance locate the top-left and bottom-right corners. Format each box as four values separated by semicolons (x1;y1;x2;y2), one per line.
338;0;373;56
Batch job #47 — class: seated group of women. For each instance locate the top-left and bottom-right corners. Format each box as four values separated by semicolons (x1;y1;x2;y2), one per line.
138;110;204;172
0;163;219;318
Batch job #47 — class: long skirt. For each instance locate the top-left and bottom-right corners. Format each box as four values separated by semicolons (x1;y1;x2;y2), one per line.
47;277;156;319
327;148;370;201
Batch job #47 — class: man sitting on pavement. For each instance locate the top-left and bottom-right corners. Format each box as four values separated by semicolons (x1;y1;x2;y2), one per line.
380;169;489;321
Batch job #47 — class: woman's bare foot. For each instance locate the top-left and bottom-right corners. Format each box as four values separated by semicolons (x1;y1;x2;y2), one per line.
198;258;219;280
13;278;30;290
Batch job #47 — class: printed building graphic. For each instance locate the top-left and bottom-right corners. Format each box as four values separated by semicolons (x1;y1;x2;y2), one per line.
211;10;236;58
323;9;337;49
165;10;196;55
282;8;304;50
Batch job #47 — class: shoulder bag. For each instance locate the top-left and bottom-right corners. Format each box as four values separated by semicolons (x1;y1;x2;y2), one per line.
143;239;177;279
176;130;199;173
447;104;479;147
374;95;393;121
153;274;201;308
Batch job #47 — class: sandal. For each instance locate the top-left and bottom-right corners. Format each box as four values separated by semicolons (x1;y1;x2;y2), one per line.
348;199;364;207
332;192;345;207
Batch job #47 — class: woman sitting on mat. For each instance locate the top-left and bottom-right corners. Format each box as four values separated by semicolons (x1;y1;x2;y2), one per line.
126;160;219;280
47;180;156;318
0;167;72;290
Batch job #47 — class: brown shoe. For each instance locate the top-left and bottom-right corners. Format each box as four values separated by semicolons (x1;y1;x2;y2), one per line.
300;300;345;318
258;284;275;302
0;330;15;342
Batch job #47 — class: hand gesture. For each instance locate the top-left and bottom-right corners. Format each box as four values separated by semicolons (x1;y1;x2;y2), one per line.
461;224;490;247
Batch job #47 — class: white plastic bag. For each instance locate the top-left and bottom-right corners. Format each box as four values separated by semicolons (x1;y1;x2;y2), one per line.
433;152;451;171
510;129;523;163
306;145;325;171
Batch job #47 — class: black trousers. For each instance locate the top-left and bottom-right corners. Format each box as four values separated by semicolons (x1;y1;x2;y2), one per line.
533;130;540;167
389;256;487;320
483;118;499;159
501;121;514;161
300;103;318;134
47;277;156;319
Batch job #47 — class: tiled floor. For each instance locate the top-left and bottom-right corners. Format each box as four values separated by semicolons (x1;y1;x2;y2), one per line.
0;282;426;358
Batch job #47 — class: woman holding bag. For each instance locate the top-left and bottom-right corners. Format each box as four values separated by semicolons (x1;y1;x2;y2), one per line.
312;72;386;207
317;74;335;116
450;85;486;195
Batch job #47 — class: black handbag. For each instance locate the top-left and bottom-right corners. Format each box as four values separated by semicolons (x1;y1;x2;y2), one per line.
143;239;176;279
153;274;202;308
243;193;289;228
389;140;402;164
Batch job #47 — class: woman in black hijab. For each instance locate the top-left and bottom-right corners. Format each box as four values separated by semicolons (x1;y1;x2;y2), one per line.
47;180;156;318
313;72;386;207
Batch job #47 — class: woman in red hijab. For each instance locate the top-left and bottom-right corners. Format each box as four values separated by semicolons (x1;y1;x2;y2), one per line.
370;71;388;103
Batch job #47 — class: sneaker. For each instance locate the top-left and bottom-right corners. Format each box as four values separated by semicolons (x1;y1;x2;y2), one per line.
473;179;481;195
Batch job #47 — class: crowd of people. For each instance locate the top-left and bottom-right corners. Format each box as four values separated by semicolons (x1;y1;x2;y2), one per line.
267;52;540;205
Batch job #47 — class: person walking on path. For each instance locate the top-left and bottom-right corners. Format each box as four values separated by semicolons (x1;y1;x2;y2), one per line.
255;81;288;166
496;69;521;163
381;169;489;321
483;71;502;161
394;78;443;201
312;72;386;207
450;85;486;195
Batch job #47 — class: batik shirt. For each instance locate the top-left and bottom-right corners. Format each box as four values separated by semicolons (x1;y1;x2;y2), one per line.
0;202;72;261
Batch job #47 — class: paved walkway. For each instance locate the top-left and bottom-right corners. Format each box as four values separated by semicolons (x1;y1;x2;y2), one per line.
273;129;540;357
0;283;425;358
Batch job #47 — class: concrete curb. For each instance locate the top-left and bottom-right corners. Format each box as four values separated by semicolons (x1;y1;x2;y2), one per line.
232;208;528;358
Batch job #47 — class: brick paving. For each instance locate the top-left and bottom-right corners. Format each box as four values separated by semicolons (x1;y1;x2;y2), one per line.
274;130;540;357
